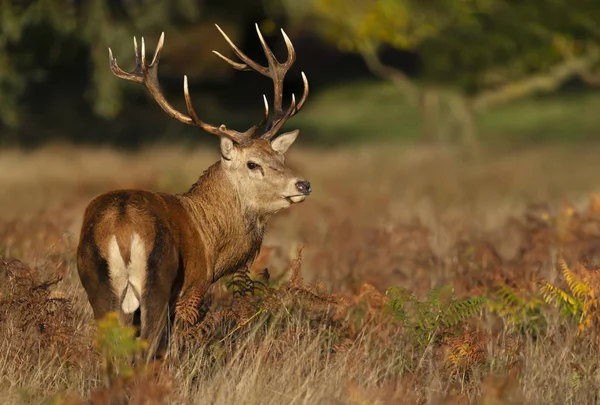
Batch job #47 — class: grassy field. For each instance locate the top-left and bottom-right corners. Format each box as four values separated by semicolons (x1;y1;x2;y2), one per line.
281;80;600;146
3;139;600;404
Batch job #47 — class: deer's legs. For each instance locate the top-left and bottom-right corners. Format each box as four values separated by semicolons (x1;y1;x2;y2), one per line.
77;240;120;321
140;293;171;363
140;257;178;363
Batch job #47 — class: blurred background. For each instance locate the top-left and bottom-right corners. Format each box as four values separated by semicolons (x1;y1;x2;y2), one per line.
2;0;599;151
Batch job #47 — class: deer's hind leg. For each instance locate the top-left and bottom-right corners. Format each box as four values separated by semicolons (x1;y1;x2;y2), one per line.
77;233;120;321
139;228;179;363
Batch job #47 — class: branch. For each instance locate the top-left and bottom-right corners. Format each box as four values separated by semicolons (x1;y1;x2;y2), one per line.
578;69;600;86
359;47;420;106
471;53;599;112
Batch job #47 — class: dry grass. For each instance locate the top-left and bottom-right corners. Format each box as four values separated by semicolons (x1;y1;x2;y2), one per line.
3;141;600;404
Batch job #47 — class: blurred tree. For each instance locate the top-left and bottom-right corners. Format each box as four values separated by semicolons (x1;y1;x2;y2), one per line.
0;0;257;134
0;0;198;128
274;0;600;151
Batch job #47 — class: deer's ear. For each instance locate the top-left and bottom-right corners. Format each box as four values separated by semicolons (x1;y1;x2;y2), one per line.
220;137;237;161
271;130;299;154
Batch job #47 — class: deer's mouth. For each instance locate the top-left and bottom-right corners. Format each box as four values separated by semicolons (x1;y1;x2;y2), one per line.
285;195;306;204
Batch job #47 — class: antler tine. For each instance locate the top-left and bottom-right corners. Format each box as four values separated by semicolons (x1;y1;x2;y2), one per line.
150;32;165;67
133;36;140;66
261;71;309;140
255;25;308;138
132;36;142;75
252;94;270;129
243;94;270;137
108;37;144;84
214;24;268;74
212;50;250;71
183;75;202;125
279;28;297;70
254;23;295;115
108;32;250;144
183;75;247;141
141;37;147;72
262;93;297;140
213;23;310;140
294;71;309;115
255;24;280;69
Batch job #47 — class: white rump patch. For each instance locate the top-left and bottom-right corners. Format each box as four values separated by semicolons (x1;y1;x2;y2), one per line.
107;233;147;314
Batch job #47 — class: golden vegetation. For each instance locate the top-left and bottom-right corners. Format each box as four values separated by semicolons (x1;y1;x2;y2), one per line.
541;258;600;336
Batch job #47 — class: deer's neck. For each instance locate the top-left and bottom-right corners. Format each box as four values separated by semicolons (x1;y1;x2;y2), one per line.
178;162;265;281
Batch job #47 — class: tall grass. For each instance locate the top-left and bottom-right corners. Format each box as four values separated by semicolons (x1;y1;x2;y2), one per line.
3;143;600;403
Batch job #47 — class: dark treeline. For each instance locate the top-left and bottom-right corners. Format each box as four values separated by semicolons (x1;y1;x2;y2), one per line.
0;1;410;148
2;0;599;150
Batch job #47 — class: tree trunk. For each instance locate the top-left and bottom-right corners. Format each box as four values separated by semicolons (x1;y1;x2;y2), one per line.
419;89;440;143
448;93;480;158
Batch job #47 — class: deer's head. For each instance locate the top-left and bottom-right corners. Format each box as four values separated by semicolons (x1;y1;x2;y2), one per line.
219;133;310;214
108;24;311;215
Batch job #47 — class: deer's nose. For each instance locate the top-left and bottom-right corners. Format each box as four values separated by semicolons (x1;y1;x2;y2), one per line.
295;180;312;195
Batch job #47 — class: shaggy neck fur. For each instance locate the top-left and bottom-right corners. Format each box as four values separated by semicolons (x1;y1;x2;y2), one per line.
178;162;266;281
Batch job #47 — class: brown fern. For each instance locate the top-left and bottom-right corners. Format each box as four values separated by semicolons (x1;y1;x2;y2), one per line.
175;286;209;327
0;256;90;363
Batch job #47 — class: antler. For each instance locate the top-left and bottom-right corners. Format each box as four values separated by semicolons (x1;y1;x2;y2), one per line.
108;32;269;144
213;23;309;140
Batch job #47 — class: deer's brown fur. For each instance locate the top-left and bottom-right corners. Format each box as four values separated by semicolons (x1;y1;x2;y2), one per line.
76;25;312;360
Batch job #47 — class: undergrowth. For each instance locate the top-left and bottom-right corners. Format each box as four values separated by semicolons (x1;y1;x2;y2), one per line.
5;162;600;403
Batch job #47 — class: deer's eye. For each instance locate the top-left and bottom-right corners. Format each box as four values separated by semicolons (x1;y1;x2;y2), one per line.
247;161;260;170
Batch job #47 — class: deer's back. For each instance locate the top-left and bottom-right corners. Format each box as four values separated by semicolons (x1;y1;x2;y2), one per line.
79;189;185;255
76;190;196;309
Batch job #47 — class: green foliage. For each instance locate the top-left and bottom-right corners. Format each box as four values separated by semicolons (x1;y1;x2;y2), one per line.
385;285;487;348
276;0;600;148
281;0;491;53
94;311;148;380
0;0;201;127
283;0;600;92
417;0;600;93
488;284;547;336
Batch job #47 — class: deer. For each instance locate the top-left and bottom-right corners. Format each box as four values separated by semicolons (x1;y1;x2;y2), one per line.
76;23;311;360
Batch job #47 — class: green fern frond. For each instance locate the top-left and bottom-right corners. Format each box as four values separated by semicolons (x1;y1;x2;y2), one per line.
496;284;525;308
426;285;454;307
487;284;547;335
442;297;487;327
386;286;416;304
385;286;416;321
386;284;486;348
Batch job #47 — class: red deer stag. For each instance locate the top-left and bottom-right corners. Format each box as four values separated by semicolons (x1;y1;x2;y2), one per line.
76;24;311;359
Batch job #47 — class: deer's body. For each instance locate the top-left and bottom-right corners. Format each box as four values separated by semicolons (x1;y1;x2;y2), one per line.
76;24;312;360
78;162;266;352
